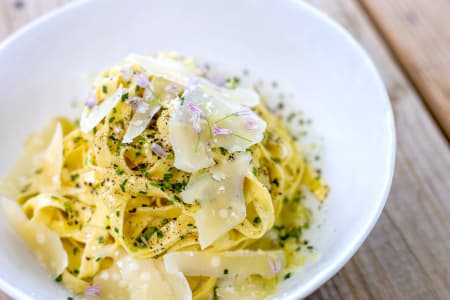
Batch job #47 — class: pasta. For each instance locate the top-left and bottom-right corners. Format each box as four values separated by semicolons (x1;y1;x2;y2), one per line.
0;53;329;300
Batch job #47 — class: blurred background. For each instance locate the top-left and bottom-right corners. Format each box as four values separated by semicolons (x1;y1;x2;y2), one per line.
0;0;449;299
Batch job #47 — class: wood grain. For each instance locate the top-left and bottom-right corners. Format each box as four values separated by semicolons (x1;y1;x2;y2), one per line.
0;0;449;299
306;0;450;299
360;0;450;140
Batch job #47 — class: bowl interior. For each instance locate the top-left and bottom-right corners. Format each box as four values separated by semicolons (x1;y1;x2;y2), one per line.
0;0;395;299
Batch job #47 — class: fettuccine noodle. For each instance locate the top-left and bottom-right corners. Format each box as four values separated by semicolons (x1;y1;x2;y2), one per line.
1;53;328;300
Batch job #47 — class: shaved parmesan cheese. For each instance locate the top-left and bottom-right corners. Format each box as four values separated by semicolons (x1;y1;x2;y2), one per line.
94;264;130;300
164;250;285;279
2;198;68;276
169;101;214;172
116;255;192;300
169;89;266;173
181;152;251;248
126;54;260;106
123;98;160;144
80;85;125;133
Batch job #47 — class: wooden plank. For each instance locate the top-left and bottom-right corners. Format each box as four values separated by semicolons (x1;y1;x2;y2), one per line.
360;0;450;140
306;0;450;299
0;0;450;300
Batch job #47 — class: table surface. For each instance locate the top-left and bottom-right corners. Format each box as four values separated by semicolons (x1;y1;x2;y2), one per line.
0;0;449;299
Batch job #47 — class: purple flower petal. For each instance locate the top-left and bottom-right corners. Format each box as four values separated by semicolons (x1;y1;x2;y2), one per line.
126;96;142;111
268;257;282;275
85;285;101;297
186;102;204;116
235;108;252;116
121;67;133;82
192;113;202;134
85;92;97;108
165;84;181;95
151;143;168;158
133;73;150;88
209;74;225;87
185;77;200;92
245;119;259;130
213;125;232;136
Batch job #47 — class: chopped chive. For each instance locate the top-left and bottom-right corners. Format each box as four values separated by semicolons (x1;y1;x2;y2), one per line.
253;217;261;224
115;168;125;175
284;272;291;280
224;269;229;275
98;236;104;244
55;274;63;282
119;179;128;192
102;85;108;93
219;147;228;155
121;92;129;102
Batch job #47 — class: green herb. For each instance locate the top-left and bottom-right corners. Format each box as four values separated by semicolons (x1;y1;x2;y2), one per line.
68;297;74;300
284;272;291;280
162;218;169;225
314;155;321;161
163;173;173;182
102;85;108;93
171;181;187;192
135;151;141;157
114;227;119;233
224;269;229;275
303;222;310;229
72;247;79;256
287;112;296;122
277;102;284;110
252;167;258;177
55;274;63;282
219;147;228;155
112;107;117;113
116;210;120;217
139;190;147;195
70;173;79;182
119;179;128;192
135;85;140;92
92;126;97;134
108;116;115;123
142;227;157;240
115;168;125;175
180;235;185;240
156;230;163;238
121;92;129;102
187;223;194;227
271;178;279;187
253;217;261;224
307;245;314;250
95;257;101;262
98;236;104;244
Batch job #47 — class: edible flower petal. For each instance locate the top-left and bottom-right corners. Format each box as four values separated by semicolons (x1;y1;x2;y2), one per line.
268;257;282;275
121;66;133;82
213;125;232;136
85;92;97;108
151;143;168;158
133;73;150;88
80;85;125;133
85;285;101;297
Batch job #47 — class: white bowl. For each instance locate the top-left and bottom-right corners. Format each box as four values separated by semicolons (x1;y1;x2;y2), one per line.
0;0;395;299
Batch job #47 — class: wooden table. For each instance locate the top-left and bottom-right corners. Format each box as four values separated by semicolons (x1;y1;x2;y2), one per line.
1;0;449;299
